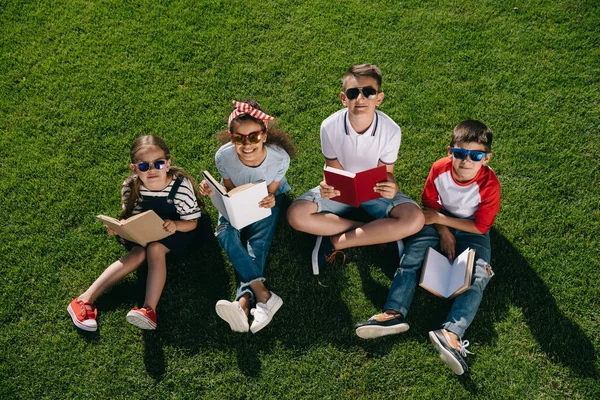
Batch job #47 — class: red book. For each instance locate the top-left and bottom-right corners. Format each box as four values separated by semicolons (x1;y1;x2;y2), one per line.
324;165;388;207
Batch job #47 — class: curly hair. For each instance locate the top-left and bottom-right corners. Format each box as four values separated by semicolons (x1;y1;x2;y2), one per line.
216;100;297;157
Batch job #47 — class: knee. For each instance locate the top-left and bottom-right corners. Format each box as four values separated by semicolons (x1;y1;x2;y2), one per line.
128;246;147;265
286;201;311;230
146;242;169;258
393;205;425;235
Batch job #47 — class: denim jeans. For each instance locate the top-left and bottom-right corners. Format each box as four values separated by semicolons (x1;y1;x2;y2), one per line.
216;195;281;305
383;224;494;338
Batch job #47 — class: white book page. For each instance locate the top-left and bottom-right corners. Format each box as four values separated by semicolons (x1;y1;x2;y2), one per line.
446;248;470;295
423;248;453;297
205;178;229;220
324;166;356;178
223;180;271;230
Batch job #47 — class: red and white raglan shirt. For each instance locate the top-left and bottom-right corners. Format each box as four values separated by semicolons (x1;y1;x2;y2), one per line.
421;157;500;234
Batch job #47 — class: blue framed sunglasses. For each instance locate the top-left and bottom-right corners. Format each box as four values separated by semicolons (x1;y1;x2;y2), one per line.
134;159;168;172
450;147;488;162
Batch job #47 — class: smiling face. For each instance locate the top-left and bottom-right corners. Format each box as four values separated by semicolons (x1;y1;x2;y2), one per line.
448;142;492;183
130;145;172;190
340;75;384;119
229;119;267;167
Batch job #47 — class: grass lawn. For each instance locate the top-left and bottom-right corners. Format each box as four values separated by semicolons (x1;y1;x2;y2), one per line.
1;0;599;398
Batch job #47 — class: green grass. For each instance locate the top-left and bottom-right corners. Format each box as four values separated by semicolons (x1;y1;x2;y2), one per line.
1;0;599;398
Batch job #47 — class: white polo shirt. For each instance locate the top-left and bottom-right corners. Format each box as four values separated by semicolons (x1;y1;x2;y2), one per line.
320;109;401;173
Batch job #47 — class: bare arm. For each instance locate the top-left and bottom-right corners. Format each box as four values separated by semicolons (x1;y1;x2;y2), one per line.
319;159;344;199
373;161;399;199
259;181;281;209
424;208;483;234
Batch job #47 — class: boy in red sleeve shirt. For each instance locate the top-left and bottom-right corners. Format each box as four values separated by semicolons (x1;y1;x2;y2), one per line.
355;120;500;376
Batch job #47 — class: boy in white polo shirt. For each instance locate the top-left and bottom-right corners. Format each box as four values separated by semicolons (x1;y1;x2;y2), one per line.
287;64;424;274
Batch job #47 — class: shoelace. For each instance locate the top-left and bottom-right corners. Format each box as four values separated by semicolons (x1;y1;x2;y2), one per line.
79;301;95;319
326;250;347;265
459;340;473;357
250;303;268;318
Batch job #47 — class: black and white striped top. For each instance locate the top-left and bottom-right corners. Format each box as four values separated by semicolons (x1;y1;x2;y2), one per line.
121;176;201;221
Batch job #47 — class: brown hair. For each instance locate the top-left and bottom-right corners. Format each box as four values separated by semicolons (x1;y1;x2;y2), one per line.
341;64;383;90
451;120;493;152
216;100;297;157
120;135;203;219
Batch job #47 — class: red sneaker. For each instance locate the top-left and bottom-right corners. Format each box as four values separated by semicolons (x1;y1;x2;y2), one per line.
126;307;157;330
67;298;98;332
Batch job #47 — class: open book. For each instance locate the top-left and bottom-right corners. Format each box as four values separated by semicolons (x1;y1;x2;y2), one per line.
419;247;475;299
324;165;388;207
96;210;172;247
203;170;271;230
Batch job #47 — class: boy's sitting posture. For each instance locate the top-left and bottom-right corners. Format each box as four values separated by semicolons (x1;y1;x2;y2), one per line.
355;120;501;376
287;64;424;274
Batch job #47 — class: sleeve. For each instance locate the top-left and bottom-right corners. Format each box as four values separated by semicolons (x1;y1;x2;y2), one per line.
320;122;337;160
379;129;401;165
175;178;202;220
421;164;443;210
272;147;290;183
215;148;230;180
472;177;500;233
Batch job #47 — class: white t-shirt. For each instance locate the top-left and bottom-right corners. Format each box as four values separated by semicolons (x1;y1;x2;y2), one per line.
215;143;291;195
320;109;401;173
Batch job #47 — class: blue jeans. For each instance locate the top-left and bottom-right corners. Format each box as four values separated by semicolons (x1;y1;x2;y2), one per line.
216;196;281;305
383;224;494;338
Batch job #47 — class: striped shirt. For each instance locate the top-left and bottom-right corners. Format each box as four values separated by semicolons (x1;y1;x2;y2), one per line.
121;176;201;221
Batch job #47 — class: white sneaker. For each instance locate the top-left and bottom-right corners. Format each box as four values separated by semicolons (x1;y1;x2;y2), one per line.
215;300;249;332
250;292;283;334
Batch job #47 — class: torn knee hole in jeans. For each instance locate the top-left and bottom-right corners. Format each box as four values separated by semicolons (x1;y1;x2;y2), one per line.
215;225;228;236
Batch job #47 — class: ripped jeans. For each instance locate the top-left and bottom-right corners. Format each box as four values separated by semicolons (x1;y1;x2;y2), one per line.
215;195;281;305
383;224;494;338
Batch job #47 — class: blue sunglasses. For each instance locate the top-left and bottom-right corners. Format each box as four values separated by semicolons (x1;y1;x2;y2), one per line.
134;159;168;172
450;147;488;162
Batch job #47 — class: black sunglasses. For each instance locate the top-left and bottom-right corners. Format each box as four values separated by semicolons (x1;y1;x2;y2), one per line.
345;86;378;100
450;147;488;162
134;159;168;172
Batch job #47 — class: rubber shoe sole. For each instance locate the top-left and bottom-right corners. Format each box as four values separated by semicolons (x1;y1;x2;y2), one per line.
126;310;157;330
355;320;409;339
67;303;97;332
429;330;467;375
215;300;249;333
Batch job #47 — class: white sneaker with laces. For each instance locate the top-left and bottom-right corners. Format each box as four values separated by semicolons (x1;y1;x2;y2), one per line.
215;300;249;332
250;292;283;333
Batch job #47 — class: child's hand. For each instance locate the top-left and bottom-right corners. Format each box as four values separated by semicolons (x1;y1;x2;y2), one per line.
106;226;119;236
438;227;456;262
423;208;441;225
259;193;276;209
163;219;178;233
319;180;340;199
374;181;398;199
199;180;214;196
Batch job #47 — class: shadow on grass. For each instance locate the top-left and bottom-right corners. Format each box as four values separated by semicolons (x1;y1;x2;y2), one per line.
481;229;597;378
355;226;598;379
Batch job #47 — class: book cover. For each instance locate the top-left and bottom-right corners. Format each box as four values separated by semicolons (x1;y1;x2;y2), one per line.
324;165;388;207
419;247;475;299
96;210;172;247
202;170;272;230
